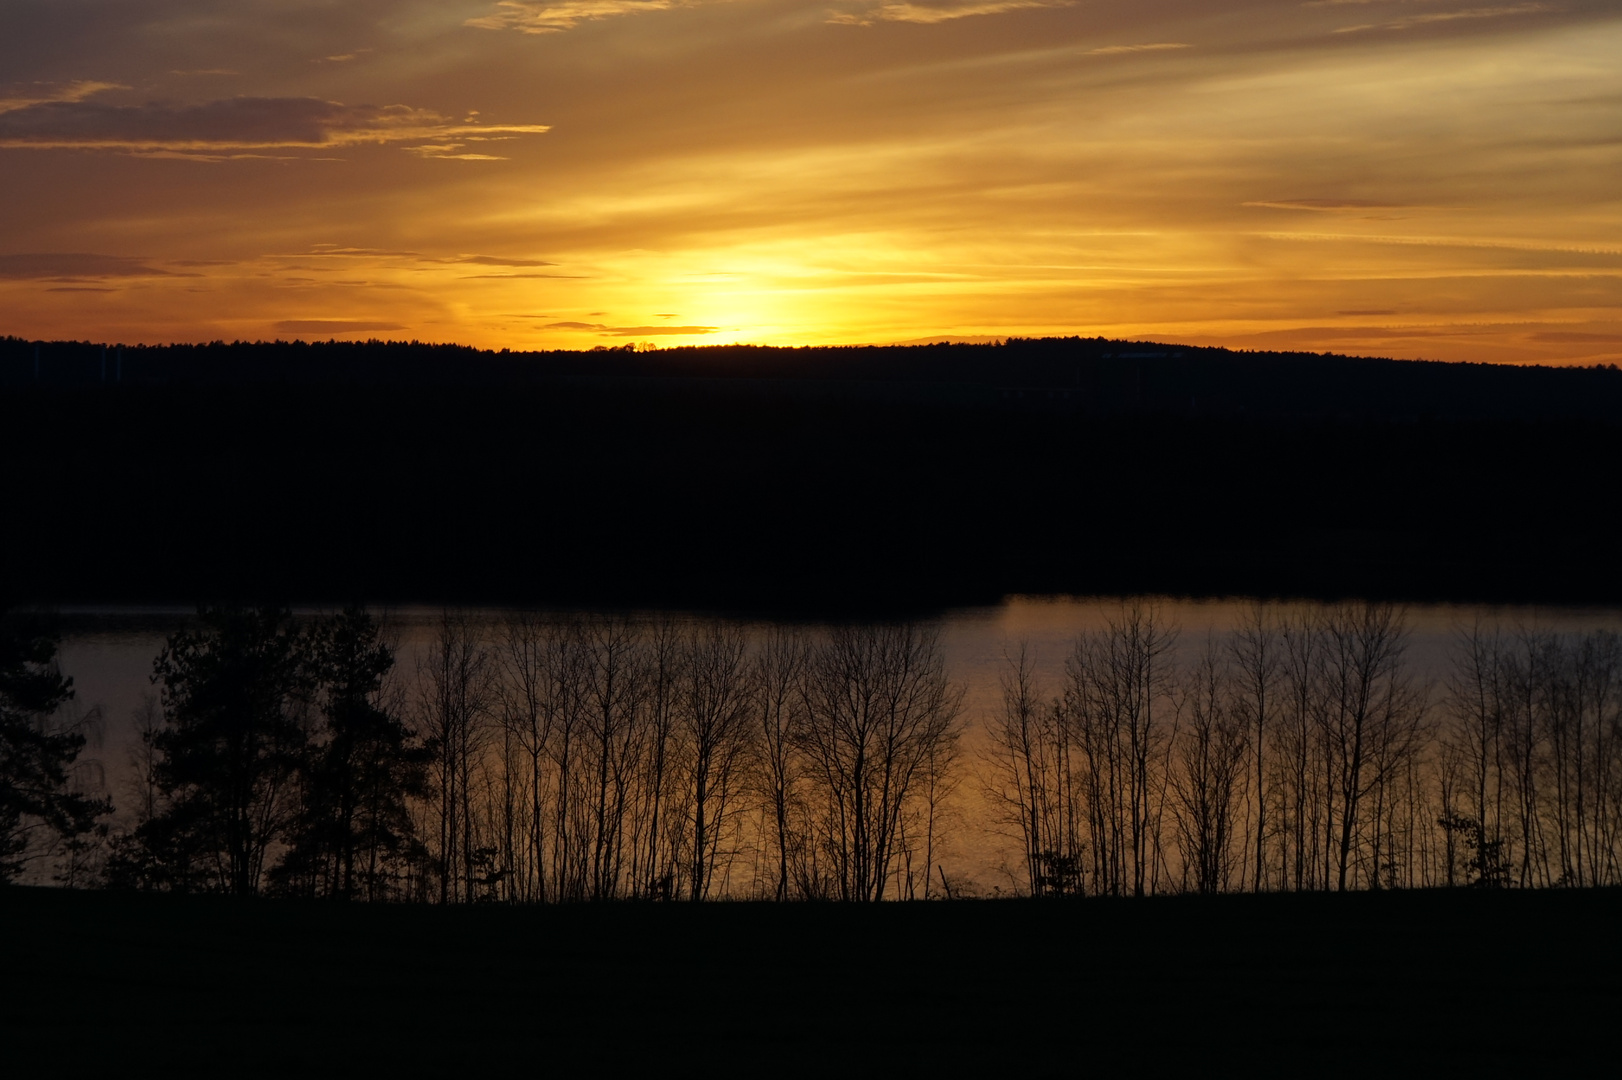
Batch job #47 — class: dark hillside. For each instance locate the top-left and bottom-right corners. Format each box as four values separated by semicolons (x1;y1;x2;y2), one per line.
2;337;1618;609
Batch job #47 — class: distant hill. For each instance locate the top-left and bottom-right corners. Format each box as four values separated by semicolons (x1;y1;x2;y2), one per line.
4;335;1620;424
3;335;1619;610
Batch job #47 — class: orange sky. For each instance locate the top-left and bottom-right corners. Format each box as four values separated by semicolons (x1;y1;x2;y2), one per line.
2;1;1619;363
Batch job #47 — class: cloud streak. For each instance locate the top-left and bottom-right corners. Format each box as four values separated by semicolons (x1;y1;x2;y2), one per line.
545;321;718;335
466;0;684;33
1245;198;1414;211
828;0;1072;25
0;91;548;157
0;252;175;280
0;81;126;115
273;320;409;335
1334;3;1550;33
1084;43;1191;56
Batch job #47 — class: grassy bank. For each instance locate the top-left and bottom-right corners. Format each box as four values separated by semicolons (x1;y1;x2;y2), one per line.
4;887;1618;1072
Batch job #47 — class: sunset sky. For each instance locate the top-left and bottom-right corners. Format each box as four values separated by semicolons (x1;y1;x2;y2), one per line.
2;0;1618;362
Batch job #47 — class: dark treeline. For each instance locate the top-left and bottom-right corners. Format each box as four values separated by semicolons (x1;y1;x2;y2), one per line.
6;602;1622;902
3;337;1620;609
5;334;1621;422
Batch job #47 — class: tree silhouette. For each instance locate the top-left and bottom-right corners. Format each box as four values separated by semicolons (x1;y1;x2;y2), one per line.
274;608;429;900
796;625;963;902
0;612;110;882
120;607;311;895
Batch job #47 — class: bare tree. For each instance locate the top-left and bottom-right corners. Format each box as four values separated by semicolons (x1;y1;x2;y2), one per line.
630;617;680;900
581;618;647;900
1275;608;1325;890
1064;603;1177;897
1168;640;1249;895
675;623;756;900
796;625;963;902
1318;602;1426;891
1230;601;1280;892
982;642;1082;896
417;610;494;903
752;628;808;900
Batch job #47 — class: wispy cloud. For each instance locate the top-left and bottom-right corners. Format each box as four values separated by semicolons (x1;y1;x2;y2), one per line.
0;252;175;281
1335;3;1550;33
1531;331;1622;343
1084;42;1190;56
466;0;683;33
0;80;126;115
1245;198;1413;211
1261;232;1622;258
829;0;1071;25
0;88;548;158
404;143;507;161
273;320;408;335
454;255;557;267
544;321;718;335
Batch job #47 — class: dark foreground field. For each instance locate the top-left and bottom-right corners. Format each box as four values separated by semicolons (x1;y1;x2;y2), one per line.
4;888;1619;1073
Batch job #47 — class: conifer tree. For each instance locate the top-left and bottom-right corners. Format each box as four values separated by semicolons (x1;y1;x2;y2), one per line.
122;607;311;895
0;612;110;883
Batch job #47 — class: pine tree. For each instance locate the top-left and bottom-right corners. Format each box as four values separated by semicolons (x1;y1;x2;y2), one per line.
119;607;312;895
273;608;430;900
0;612;110;883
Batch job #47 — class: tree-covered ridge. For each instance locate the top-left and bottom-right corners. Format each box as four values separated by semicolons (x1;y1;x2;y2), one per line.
4;334;1621;423
4;359;1620;609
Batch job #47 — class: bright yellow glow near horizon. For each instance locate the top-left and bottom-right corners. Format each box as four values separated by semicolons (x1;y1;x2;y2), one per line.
2;2;1620;363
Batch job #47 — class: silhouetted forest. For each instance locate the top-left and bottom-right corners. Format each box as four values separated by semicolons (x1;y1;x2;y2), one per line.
2;335;1620;608
8;602;1622;903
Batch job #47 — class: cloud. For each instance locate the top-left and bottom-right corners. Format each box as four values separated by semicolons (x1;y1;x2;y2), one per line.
453;255;556;267
829;0;1072;25
604;324;718;335
273;320;408;335
1334;4;1550;33
0;90;549;157
1245;198;1411;212
404;144;508;160
1531;331;1622;343
466;0;682;34
0;81;126;115
544;321;718;335
1084;43;1191;56
1262;232;1622;258
0;252;173;280
294;246;424;258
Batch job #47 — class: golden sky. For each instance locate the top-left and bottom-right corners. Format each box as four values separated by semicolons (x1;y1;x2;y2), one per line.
2;0;1619;362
